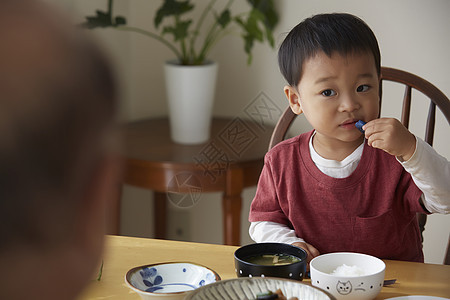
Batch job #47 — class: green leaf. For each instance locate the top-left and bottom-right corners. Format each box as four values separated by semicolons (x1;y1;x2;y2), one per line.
247;10;264;42
154;0;194;28
216;9;231;28
248;0;278;29
264;26;275;48
234;1;278;62
96;260;104;281
162;20;192;41
81;10;113;29
263;8;278;30
234;16;245;28
80;0;127;29
244;34;254;55
115;16;127;26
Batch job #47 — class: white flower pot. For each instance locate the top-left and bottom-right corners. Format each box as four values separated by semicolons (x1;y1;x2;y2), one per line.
164;60;218;144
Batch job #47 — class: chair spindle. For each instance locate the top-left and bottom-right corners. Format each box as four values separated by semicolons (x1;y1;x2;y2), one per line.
425;101;436;146
401;85;412;128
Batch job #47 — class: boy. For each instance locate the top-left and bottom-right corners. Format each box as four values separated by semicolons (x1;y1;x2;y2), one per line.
0;0;120;299
249;13;449;263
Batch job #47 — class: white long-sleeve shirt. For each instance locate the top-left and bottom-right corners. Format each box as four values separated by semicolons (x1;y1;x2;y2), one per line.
249;135;450;245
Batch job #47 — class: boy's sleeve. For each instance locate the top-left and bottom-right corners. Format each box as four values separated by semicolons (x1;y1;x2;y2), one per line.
249;221;305;244
399;136;450;214
248;155;291;226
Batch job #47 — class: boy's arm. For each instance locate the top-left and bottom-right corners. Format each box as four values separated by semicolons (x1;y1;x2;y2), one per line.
364;118;450;213
249;221;305;244
399;137;450;214
249;221;320;263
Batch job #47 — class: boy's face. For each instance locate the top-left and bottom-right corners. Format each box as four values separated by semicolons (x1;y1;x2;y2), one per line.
285;51;380;149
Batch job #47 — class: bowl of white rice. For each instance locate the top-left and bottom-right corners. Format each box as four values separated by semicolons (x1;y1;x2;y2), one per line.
310;252;385;300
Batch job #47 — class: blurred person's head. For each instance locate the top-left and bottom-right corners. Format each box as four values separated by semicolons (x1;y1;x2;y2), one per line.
0;0;119;299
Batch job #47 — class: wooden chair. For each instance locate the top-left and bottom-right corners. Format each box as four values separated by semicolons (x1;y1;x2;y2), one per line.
268;67;450;264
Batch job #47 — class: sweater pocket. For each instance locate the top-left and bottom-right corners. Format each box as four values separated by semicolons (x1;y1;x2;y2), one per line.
353;209;401;258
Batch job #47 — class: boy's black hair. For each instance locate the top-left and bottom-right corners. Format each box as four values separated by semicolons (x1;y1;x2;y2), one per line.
278;13;381;87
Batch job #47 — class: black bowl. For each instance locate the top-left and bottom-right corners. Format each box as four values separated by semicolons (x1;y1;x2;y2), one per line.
234;243;307;281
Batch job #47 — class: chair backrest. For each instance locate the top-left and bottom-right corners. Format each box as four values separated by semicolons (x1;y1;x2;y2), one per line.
268;66;450;264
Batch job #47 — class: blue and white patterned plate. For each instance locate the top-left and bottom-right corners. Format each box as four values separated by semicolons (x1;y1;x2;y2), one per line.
125;262;220;299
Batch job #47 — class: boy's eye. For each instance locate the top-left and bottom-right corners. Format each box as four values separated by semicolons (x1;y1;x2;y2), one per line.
321;89;337;97
357;85;370;92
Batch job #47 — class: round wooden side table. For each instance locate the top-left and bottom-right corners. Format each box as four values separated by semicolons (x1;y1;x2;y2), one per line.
115;117;274;245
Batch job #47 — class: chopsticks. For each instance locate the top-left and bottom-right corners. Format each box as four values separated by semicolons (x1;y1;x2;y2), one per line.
383;279;397;286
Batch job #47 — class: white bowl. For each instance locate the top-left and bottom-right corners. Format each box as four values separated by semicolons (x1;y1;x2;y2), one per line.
125;262;220;300
310;252;385;300
184;277;334;299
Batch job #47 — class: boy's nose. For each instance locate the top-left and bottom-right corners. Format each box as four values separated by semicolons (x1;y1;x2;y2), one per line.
339;94;360;112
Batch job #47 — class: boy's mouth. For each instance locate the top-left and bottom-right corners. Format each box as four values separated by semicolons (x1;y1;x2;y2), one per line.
340;119;359;128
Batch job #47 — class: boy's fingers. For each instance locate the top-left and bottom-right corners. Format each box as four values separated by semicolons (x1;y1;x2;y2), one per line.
292;242;315;262
369;139;384;150
306;244;320;260
364;120;385;137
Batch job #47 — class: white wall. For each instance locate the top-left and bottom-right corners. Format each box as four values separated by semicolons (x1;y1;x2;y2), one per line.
66;0;449;263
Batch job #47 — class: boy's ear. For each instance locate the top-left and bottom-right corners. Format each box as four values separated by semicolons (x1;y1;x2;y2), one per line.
284;85;303;115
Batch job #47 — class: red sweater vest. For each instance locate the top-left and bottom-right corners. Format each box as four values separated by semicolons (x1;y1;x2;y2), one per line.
249;131;425;262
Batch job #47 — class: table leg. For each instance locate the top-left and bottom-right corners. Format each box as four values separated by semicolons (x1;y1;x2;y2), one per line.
445;237;450;265
154;192;167;239
107;185;122;235
223;168;243;246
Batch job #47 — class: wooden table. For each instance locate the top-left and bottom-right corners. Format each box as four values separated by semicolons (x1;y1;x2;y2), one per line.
115;117;274;245
78;236;450;299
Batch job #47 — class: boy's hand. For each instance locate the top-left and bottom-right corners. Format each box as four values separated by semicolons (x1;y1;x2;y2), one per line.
292;242;320;265
363;118;416;161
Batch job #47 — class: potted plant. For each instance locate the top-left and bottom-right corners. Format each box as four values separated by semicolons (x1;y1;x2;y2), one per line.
83;0;278;144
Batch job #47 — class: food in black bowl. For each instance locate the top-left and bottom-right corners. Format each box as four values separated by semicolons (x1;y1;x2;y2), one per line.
234;243;307;281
